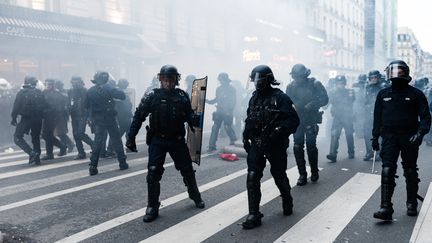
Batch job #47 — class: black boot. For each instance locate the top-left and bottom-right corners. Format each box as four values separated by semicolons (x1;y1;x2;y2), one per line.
326;154;337;163
143;180;161;223
29;152;41;165
119;161;129;170
242;171;263;229
89;165;98;176
309;147;319;183
41;153;54;160
404;168;419;216
274;177;293;215
327;135;339;162
57;145;67;156
373;167;395;221
182;172;205;208
74;153;86;160
143;203;160;223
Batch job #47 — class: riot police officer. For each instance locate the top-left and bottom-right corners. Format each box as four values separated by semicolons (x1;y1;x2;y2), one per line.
242;65;299;229
326;75;355;162
11;76;45;164
68;76;93;160
372;60;431;220
206;72;237;152
126;65;205;223
352;74;367;139
106;78;133;153
286;64;329;185
363;70;385;161
42;79;68;160
86;71;129;176
54;80;75;153
184;74;196;98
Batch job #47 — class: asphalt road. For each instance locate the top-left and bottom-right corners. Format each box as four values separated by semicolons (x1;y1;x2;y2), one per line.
0;134;431;243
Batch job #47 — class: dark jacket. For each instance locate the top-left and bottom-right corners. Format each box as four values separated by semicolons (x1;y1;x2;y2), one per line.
128;88;199;139
286;78;328;125
11;86;45;120
86;83;125;120
373;85;431;137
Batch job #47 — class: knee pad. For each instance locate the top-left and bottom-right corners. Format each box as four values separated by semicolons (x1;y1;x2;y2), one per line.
13;135;23;144
246;171;262;189
146;166;163;183
381;167;396;185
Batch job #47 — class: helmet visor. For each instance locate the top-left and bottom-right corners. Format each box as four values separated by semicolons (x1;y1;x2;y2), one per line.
385;64;408;80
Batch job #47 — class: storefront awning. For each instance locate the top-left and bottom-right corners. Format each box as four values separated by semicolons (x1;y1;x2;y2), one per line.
0;4;141;48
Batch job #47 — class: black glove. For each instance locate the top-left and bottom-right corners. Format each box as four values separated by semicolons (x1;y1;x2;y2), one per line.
125;137;137;152
243;138;251;153
371;137;379;151
10;118;17;126
409;132;424;147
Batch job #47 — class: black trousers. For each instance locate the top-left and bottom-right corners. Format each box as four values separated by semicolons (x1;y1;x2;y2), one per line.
14;117;42;155
71;116;93;154
90;117;126;165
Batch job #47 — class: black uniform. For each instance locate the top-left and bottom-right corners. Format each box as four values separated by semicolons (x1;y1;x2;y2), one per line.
55;83;75;154
86;80;128;174
363;81;385;159
286;77;328;185
128;87;204;221
372;60;431;220
11;84;45;164
68;85;93;158
107;88;133;153
42;87;68;159
207;76;237;151
327;83;355;161
242;65;299;229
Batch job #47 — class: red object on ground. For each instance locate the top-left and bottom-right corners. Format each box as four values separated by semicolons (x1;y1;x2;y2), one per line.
219;153;239;161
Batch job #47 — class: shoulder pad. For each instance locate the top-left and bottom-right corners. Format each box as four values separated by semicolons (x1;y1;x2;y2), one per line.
176;88;187;96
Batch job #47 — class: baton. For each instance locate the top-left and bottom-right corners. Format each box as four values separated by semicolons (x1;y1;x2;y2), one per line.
371;150;377;173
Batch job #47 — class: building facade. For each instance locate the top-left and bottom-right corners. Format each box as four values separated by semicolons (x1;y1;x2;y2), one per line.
397;27;423;78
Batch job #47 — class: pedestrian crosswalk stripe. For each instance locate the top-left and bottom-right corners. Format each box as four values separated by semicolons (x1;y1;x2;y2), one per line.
0;157;156;212
55;168;248;243
409;182;432;243
0;141;146;168
140;166;302;243
0;157;147;197
0;147;149;180
0;153;213;212
274;172;381;243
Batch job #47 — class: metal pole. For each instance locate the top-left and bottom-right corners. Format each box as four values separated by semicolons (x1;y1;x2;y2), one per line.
371;150;377;173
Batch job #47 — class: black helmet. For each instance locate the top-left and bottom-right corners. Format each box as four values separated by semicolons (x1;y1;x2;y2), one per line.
118;79;129;89
45;78;55;85
185;75;196;83
357;74;367;83
250;65;279;91
385;60;411;82
24;76;38;87
368;70;382;79
335;75;347;85
217;72;230;83
290;64;311;80
158;65;181;85
91;71;110;84
54;79;64;90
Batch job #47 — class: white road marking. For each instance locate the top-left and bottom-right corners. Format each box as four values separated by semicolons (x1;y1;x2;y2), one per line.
141;166;301;243
274;172;381;243
409;182;432;243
